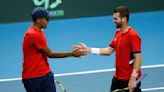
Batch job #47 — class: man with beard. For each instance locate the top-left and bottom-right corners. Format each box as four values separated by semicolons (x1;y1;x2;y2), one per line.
22;7;84;92
73;6;142;92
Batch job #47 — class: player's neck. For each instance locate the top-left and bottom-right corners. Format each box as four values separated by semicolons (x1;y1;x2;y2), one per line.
120;23;130;33
33;23;42;31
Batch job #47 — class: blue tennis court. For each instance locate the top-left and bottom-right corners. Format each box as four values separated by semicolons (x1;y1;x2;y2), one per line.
0;10;164;92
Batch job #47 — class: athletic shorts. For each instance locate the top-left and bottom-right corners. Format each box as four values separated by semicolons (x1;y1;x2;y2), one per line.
110;77;142;92
22;71;56;92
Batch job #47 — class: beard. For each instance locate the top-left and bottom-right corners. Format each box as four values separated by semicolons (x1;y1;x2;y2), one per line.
115;22;122;28
41;23;48;29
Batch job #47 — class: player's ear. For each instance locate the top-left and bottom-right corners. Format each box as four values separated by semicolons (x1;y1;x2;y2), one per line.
122;17;127;22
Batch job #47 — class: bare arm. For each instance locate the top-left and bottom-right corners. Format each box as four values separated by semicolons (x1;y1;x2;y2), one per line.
73;43;114;56
99;47;114;55
86;46;114;55
40;46;84;58
128;53;142;92
133;53;142;71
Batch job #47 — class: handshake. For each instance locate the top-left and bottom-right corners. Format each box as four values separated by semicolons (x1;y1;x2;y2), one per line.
72;43;91;57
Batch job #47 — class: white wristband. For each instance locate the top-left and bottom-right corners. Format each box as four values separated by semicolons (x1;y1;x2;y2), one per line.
91;48;100;54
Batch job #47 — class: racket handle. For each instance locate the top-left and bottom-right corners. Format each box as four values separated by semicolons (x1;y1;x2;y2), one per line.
136;73;148;84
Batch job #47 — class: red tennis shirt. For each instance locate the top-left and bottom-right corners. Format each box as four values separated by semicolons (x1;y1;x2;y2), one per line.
22;25;51;79
110;27;142;80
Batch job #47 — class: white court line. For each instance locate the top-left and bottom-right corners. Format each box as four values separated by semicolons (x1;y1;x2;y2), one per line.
55;64;164;77
54;68;115;77
142;87;164;91
0;64;164;82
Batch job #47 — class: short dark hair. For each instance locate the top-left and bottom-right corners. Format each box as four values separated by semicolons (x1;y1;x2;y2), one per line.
31;7;50;22
32;18;37;22
31;7;50;19
114;6;129;21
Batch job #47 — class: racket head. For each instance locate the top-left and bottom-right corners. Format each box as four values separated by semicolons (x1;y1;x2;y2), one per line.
55;80;66;92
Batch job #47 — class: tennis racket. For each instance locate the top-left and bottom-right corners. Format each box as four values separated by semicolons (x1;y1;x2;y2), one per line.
112;73;148;92
55;80;66;92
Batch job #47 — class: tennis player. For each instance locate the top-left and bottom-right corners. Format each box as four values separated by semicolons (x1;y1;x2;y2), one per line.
74;6;142;92
22;7;84;92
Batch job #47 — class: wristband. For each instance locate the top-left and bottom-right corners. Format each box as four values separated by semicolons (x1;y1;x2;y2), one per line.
91;48;100;54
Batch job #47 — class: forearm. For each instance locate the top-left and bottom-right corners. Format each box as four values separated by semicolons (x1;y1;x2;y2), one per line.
133;54;142;70
40;47;74;58
100;48;113;55
48;52;73;58
131;53;142;79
